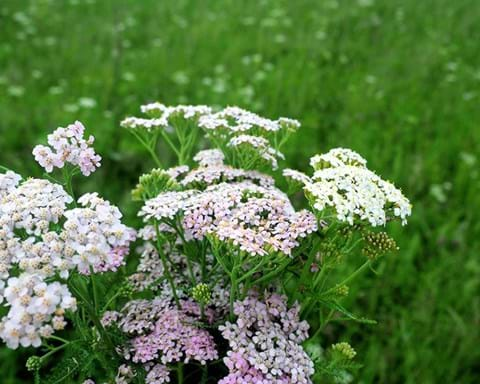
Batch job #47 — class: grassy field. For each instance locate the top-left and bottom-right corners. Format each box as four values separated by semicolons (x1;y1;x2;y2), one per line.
1;0;479;382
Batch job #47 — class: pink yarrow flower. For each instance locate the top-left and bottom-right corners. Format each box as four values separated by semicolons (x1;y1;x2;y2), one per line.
32;121;101;176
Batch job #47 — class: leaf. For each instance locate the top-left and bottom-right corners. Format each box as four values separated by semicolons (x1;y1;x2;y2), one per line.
42;342;93;384
318;299;377;325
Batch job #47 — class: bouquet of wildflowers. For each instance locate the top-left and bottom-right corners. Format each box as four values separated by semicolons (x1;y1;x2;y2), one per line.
0;104;411;383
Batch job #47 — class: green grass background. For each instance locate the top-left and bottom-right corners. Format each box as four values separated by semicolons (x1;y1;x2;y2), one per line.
1;0;479;382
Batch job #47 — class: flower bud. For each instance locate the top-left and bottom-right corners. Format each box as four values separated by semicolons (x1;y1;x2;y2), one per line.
26;356;42;372
331;342;356;360
192;283;211;305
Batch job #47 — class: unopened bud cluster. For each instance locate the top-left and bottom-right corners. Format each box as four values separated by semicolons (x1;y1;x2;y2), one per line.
192;283;211;305
26;356;42;372
362;231;399;260
331;342;357;360
333;284;350;297
131;168;180;201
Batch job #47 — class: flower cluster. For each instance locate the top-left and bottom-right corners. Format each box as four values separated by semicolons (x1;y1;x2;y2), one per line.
193;149;225;167
219;292;314;383
198;107;298;170
285;148;412;226
121;103;211;131
0;168;132;349
140;180;317;258
310;147;368;170
32;120;101;176
130;304;218;364
362;231;399;260
62;193;135;274
0;171;21;198
228;134;285;169
198;106;299;135
0;177;73;280
122;104;299;171
145;363;170;384
138;149;317;257
305;165;411;226
283;168;312;185
0;177;133;280
103;297;218;383
179;165;274;189
0;273;76;349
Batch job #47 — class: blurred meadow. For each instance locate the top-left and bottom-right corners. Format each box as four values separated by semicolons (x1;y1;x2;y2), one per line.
0;0;479;382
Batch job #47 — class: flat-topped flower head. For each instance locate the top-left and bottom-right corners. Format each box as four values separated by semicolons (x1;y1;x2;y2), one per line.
305;165;411;226
310;147;368;170
0;273;76;349
121;103;211;132
219;292;314;384
193;149;225;167
179;159;274;190
284;148;411;226
107;298;218;369
120;116;168;131
199;106;300;136
32;121;101;176
0;180;132;287
141;103;211;119
139;176;317;257
164;165;190;180
0;178;73;236
139;190;199;222
62;193;135;274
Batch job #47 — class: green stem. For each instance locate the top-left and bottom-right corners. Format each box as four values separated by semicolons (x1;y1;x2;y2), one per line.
324;260;372;296
101;290;122;312
90;270;99;315
47;335;70;344
159;130;181;161
251;256;292;286
201;364;208;383
229;266;238;319
41;340;72;360
0;165;13;172
321;309;335;330
237;258;268;283
177;363;184;384
130;130;163;168
172;222;196;284
342;237;363;254
69;278;115;351
154;221;182;309
62;167;76;205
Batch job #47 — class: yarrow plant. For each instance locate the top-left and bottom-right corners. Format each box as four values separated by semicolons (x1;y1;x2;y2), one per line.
0;103;411;383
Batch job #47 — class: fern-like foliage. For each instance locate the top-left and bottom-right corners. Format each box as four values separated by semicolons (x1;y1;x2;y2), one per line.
41;342;94;384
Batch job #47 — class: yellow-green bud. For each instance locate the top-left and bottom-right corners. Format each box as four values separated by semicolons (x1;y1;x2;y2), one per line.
192;283;211;305
26;356;42;371
119;281;134;297
131;168;179;201
333;284;349;297
331;342;356;360
362;231;398;260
